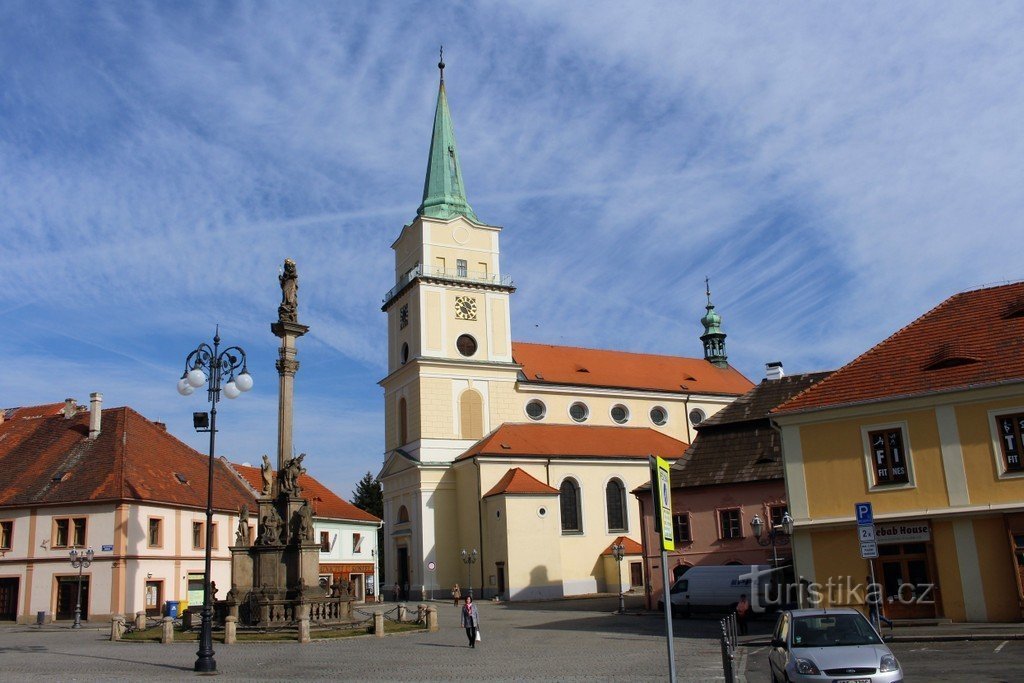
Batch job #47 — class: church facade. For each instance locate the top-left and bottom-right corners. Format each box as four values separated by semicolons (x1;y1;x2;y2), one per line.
378;62;753;601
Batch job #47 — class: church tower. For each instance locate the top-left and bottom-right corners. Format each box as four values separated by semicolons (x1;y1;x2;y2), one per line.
700;277;729;367
379;56;519;597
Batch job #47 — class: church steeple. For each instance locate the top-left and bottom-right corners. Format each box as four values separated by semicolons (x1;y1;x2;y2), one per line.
417;49;479;222
700;277;729;367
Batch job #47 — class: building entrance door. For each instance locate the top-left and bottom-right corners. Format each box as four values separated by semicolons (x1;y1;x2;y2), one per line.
630;562;644;588
496;564;505;596
145;581;163;617
874;542;937;620
396;546;409;600
56;576;89;621
0;578;19;620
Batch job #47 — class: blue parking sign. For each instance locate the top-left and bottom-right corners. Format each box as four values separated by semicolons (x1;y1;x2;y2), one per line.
855;502;873;525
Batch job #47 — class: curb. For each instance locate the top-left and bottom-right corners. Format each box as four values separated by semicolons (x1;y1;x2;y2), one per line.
741;632;1024;646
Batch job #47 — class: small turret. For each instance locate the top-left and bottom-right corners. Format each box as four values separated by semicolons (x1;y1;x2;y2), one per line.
700;277;728;367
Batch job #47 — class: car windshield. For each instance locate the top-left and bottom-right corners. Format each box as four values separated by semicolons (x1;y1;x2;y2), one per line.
791;614;881;648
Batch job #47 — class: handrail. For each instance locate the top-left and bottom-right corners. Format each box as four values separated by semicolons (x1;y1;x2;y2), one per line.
383;264;514;304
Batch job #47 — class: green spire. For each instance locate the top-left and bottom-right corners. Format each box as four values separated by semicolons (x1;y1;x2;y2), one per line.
417;50;478;222
700;277;729;367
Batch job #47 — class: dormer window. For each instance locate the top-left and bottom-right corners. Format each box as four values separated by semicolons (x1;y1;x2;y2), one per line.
923;343;980;370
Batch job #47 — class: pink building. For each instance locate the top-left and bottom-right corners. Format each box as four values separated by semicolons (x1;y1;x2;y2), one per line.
634;368;831;609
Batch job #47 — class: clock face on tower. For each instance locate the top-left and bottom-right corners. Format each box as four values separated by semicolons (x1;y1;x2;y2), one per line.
454;296;477;320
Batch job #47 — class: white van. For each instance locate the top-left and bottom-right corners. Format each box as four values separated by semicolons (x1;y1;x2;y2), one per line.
659;565;773;615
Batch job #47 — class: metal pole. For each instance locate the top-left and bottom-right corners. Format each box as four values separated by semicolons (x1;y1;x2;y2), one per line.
73;557;84;629
617;556;625;614
868;560;880;633
195;339;219;673
661;547;676;682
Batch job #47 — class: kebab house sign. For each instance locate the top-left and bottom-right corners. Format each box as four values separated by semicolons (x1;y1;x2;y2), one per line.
874;521;931;544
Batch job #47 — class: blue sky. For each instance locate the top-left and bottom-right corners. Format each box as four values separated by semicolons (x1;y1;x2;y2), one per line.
2;2;1022;500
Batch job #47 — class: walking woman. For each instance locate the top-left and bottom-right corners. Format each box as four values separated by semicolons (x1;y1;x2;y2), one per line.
452;583;462;606
461;595;480;648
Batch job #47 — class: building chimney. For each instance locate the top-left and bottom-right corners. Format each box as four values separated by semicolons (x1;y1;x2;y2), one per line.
89;392;103;440
63;398;77;419
765;361;785;381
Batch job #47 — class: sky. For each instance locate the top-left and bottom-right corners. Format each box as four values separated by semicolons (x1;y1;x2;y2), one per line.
2;2;1022;500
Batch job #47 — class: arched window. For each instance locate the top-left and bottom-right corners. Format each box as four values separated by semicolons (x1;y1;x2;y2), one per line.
559;479;581;533
460;390;484;439
605;479;627;532
397;506;410;523
398;397;408;446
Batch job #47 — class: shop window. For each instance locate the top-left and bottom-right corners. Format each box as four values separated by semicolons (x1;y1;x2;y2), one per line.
995;412;1024;472
559;479;582;533
672;513;691;543
718;509;742;540
867;427;911;486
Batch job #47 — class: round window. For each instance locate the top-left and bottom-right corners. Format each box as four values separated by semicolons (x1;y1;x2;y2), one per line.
526;399;546;421
537;507;547;518
650;406;668;426
569;402;589;423
456;334;478;357
611;404;629;424
401;342;409;365
689;408;706;426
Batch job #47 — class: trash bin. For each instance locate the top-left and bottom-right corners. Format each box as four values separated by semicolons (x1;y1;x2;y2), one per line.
165;601;180;618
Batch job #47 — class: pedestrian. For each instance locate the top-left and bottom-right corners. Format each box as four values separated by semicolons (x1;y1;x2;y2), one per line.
393;581;401;602
452;583;462;606
865;576;893;629
735;593;750;635
461;594;480;648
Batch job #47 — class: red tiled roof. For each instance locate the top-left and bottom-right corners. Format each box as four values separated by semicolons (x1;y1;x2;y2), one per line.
601;536;643;556
232;464;380;523
512;342;754;396
0;404;255;512
456;423;689;461
776;282;1024;414
483;467;559;498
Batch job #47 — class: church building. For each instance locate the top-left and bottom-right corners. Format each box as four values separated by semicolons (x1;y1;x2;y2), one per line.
378;60;753;601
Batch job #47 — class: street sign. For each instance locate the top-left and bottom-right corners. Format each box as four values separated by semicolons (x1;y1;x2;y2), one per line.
855;502;873;525
651;455;674;551
860;540;879;558
101;544;114;552
858;525;876;542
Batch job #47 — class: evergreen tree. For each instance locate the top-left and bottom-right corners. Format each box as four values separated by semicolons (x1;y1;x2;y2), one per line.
352;471;385;592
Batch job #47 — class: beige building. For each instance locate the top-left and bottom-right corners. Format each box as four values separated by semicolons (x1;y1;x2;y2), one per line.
378;64;753;601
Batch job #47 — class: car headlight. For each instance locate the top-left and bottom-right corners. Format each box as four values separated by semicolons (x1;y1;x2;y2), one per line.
794;658;821;675
879;653;900;672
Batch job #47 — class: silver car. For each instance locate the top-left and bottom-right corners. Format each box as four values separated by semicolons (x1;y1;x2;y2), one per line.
768;608;903;683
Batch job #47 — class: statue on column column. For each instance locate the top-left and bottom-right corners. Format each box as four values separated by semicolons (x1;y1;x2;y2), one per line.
260;454;273;496
278;258;299;323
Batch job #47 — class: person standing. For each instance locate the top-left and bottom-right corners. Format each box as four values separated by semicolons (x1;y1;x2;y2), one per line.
461;595;480;648
735;593;751;635
452;583;462;606
393;581;401;602
866;576;893;629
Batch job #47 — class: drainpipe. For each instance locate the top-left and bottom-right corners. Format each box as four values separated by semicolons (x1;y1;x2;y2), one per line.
682;394;693;444
476;458;485;599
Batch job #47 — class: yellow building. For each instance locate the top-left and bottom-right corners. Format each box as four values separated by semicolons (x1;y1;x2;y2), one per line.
378;62;753;601
774;282;1024;622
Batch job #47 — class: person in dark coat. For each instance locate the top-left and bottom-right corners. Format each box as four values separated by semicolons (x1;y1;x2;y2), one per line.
461;595;480;647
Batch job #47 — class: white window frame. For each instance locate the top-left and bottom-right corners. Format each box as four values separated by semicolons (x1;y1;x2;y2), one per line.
987;406;1024;480
860;420;917;491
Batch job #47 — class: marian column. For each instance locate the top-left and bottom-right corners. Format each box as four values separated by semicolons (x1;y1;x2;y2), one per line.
271;258;309;483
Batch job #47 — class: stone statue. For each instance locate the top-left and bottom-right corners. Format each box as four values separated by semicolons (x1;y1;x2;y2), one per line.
235;505;251;546
299;502;314;542
259;507;283;545
226;583;239;602
280;452;306;497
260;455;273;496
278;258;299;323
211;581;219;601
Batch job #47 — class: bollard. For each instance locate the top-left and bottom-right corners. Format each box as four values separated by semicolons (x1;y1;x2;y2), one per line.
224;615;237;645
135;611;146;631
298;616;311;644
426;606;438;632
374;611;384;638
397;603;407;622
417;603;426;624
110;615;125;641
161;616;174;644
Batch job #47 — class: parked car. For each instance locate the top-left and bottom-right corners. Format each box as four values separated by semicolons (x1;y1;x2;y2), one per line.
768;607;903;683
658;564;773;615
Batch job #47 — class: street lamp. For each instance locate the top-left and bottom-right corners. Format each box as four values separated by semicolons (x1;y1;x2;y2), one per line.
750;511;795;568
460;548;478;599
69;546;94;629
178;329;252;673
610;542;626;614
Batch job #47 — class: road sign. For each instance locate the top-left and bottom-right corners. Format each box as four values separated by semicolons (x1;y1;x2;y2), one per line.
651;455;674;551
101;544;114;552
860;540;879;558
858;525;876;542
855;502;873;525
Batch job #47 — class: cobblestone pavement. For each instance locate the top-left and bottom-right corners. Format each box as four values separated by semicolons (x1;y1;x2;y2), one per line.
0;598;729;682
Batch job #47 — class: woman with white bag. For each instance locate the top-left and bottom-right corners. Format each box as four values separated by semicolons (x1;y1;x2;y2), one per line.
461;595;480;648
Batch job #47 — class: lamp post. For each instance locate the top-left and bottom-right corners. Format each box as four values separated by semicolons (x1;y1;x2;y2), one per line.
750;511;795;568
460;548;478;599
69;546;94;629
177;329;253;673
610;542;626;614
